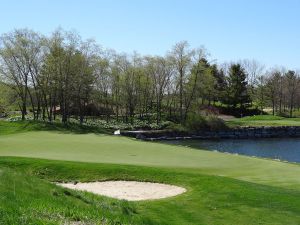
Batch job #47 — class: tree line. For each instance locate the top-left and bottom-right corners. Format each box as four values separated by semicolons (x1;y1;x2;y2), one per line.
0;29;299;124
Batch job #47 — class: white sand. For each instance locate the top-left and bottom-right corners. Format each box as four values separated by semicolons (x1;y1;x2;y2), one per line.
57;181;186;201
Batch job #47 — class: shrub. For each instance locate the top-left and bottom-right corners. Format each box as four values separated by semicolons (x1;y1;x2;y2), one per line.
206;116;227;131
185;114;208;132
184;114;227;132
165;122;187;133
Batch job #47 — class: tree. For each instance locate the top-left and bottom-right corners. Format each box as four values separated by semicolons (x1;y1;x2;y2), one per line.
169;41;194;122
119;54;140;123
0;29;44;120
40;32;65;121
94;51;112;122
285;70;299;117
40;29;97;123
0;82;17;114
255;75;267;113
226;64;251;113
265;70;281;115
6;27;298;125
211;65;227;104
192;58;216;106
146;56;172;124
240;59;264;102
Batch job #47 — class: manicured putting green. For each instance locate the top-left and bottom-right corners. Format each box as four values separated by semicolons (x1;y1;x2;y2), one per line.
1;131;300;189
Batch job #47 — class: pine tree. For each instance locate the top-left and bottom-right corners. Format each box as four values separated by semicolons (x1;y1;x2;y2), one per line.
227;64;251;111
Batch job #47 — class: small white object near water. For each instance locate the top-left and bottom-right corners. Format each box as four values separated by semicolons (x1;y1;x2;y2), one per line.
57;181;186;201
114;129;121;135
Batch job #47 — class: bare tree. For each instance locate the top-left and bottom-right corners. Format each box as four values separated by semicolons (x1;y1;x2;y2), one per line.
145;56;173;124
240;59;265;106
169;41;194;122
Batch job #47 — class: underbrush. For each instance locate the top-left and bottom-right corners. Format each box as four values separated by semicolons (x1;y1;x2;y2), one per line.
80;118;171;130
166;114;228;133
5;115;172;131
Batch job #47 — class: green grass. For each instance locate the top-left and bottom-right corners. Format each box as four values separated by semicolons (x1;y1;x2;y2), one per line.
2;121;300;224
2;157;300;225
3;130;300;189
226;115;300;127
0;120;111;135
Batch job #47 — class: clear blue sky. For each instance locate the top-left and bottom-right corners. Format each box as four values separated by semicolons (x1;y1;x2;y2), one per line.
1;0;299;69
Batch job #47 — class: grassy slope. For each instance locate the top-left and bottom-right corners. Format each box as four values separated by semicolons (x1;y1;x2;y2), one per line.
0;120;111;135
1;157;300;225
227;115;300;127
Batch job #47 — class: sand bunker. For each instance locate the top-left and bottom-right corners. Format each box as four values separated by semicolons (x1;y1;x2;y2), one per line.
57;181;186;201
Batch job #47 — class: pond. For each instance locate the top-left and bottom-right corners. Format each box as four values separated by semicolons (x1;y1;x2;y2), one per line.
163;138;300;163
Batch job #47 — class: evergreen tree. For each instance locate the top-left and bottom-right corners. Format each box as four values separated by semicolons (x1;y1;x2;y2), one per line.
227;64;251;111
211;65;227;103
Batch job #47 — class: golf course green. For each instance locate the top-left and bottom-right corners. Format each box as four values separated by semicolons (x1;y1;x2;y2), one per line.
1;121;300;224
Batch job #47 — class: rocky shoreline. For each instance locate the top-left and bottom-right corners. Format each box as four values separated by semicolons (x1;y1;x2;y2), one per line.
120;126;300;141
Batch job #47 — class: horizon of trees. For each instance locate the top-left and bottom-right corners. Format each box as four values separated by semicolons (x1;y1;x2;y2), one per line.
0;28;300;125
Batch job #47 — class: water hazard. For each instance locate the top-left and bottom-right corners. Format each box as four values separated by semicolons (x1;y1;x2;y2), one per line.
164;138;300;163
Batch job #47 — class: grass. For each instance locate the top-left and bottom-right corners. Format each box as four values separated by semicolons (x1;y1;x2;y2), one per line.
2;121;300;224
2;157;300;224
226;115;300;127
3;130;300;189
0;120;111;135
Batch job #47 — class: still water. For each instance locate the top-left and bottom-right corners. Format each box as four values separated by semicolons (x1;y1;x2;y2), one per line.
164;138;300;163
